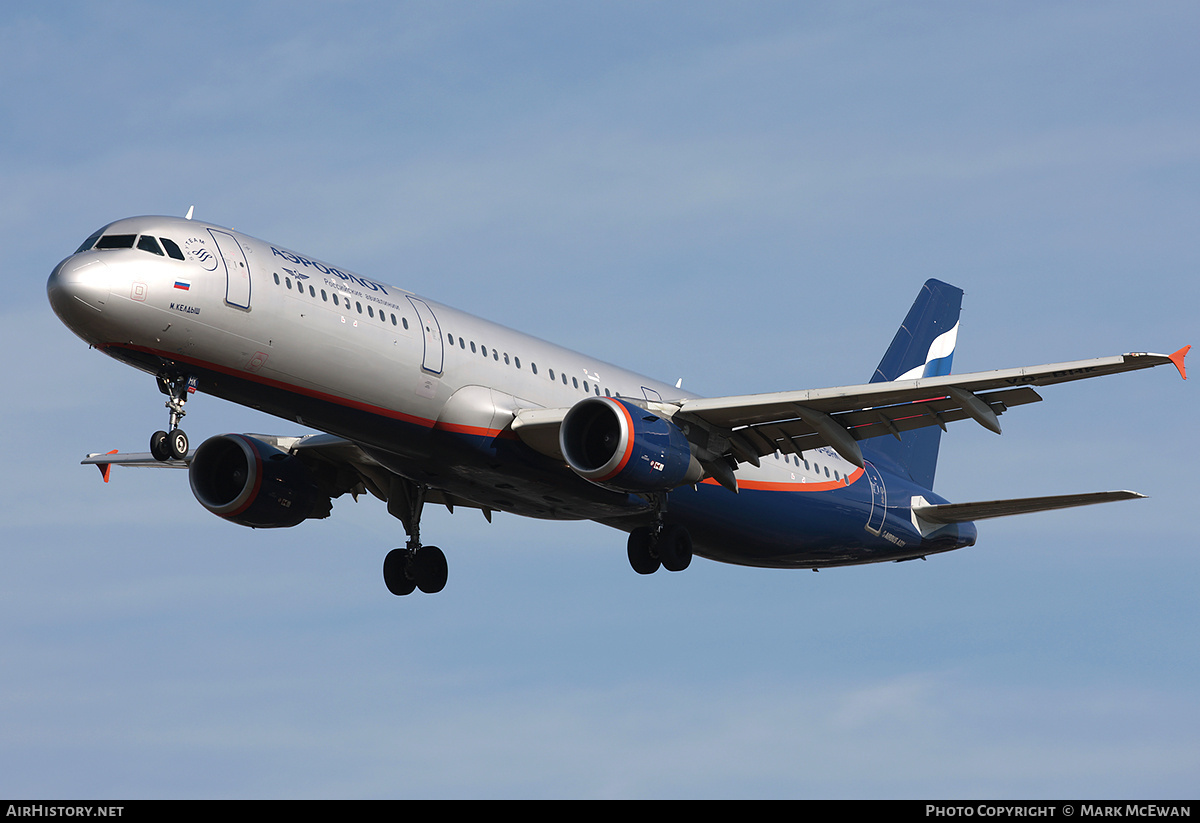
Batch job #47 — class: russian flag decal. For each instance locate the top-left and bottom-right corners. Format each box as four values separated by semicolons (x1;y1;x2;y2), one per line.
174;280;191;291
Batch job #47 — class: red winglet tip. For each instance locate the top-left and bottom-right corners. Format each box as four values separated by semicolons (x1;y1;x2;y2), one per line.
1169;345;1190;380
96;449;119;483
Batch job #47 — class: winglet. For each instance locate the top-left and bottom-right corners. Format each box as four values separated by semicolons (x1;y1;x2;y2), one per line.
94;449;119;483
1169;345;1190;380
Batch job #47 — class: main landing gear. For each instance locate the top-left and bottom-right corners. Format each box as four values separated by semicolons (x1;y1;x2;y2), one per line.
627;524;693;574
626;499;693;576
382;478;449;596
150;373;193;462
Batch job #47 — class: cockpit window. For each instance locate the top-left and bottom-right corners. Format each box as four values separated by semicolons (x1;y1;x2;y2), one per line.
137;235;164;256
84;231;186;260
95;234;136;249
75;230;103;253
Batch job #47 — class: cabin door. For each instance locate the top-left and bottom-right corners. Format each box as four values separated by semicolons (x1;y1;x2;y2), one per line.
208;229;251;309
407;296;444;375
863;461;887;536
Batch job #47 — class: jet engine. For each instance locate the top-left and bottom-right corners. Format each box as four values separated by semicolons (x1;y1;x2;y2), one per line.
559;397;703;493
188;434;332;528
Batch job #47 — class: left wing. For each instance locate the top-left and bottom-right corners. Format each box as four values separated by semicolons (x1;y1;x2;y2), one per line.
513;347;1189;474
82;433;490;517
83;448;191;482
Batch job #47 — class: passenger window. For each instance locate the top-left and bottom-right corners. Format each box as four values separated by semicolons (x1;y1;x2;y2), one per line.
470;341;476;353
356;302;363;313
321;289;327;301
368;305;374;318
572;377;579;389
402;317;409;329
161;238;185;260
549;369;555;380
273;273;280;285
531;363;537;375
504;353;510;365
285;277;292;289
333;294;340;306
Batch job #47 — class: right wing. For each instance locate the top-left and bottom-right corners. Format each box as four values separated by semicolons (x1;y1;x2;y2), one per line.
672;348;1188;467
512;347;1189;483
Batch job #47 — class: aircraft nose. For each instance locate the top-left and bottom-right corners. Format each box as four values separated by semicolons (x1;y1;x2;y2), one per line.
48;255;110;320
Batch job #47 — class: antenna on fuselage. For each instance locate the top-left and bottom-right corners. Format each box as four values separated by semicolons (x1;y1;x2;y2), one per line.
185;205;194;220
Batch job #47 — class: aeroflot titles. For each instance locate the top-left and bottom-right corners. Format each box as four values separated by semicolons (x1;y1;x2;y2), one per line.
271;247;389;294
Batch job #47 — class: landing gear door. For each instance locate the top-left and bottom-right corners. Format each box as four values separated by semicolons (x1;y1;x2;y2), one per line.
407;296;444;375
208;229;251;309
863;461;887;536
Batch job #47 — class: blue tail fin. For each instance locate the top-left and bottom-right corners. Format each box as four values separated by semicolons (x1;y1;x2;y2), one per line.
862;279;963;490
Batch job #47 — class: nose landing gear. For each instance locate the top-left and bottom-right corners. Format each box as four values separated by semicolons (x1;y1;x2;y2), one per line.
150;374;194;462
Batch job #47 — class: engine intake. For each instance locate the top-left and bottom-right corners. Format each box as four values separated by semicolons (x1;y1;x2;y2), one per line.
188;434;332;528
559;397;702;493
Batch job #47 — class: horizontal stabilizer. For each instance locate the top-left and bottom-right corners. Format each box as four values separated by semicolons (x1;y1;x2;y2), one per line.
912;490;1145;525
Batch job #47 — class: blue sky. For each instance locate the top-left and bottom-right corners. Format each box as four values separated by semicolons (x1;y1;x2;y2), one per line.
2;1;1197;798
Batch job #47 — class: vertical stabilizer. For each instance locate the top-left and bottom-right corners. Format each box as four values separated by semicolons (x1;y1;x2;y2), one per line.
863;279;963;490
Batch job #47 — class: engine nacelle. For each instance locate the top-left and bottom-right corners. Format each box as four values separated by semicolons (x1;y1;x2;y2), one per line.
188;434;332;528
559;397;703;493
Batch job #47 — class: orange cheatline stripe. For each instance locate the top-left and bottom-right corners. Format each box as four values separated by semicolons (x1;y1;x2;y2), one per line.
700;466;865;493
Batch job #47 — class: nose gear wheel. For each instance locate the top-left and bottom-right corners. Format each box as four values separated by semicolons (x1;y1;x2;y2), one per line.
151;373;195;462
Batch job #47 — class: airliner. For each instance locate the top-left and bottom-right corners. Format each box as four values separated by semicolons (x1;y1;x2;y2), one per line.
47;214;1189;596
